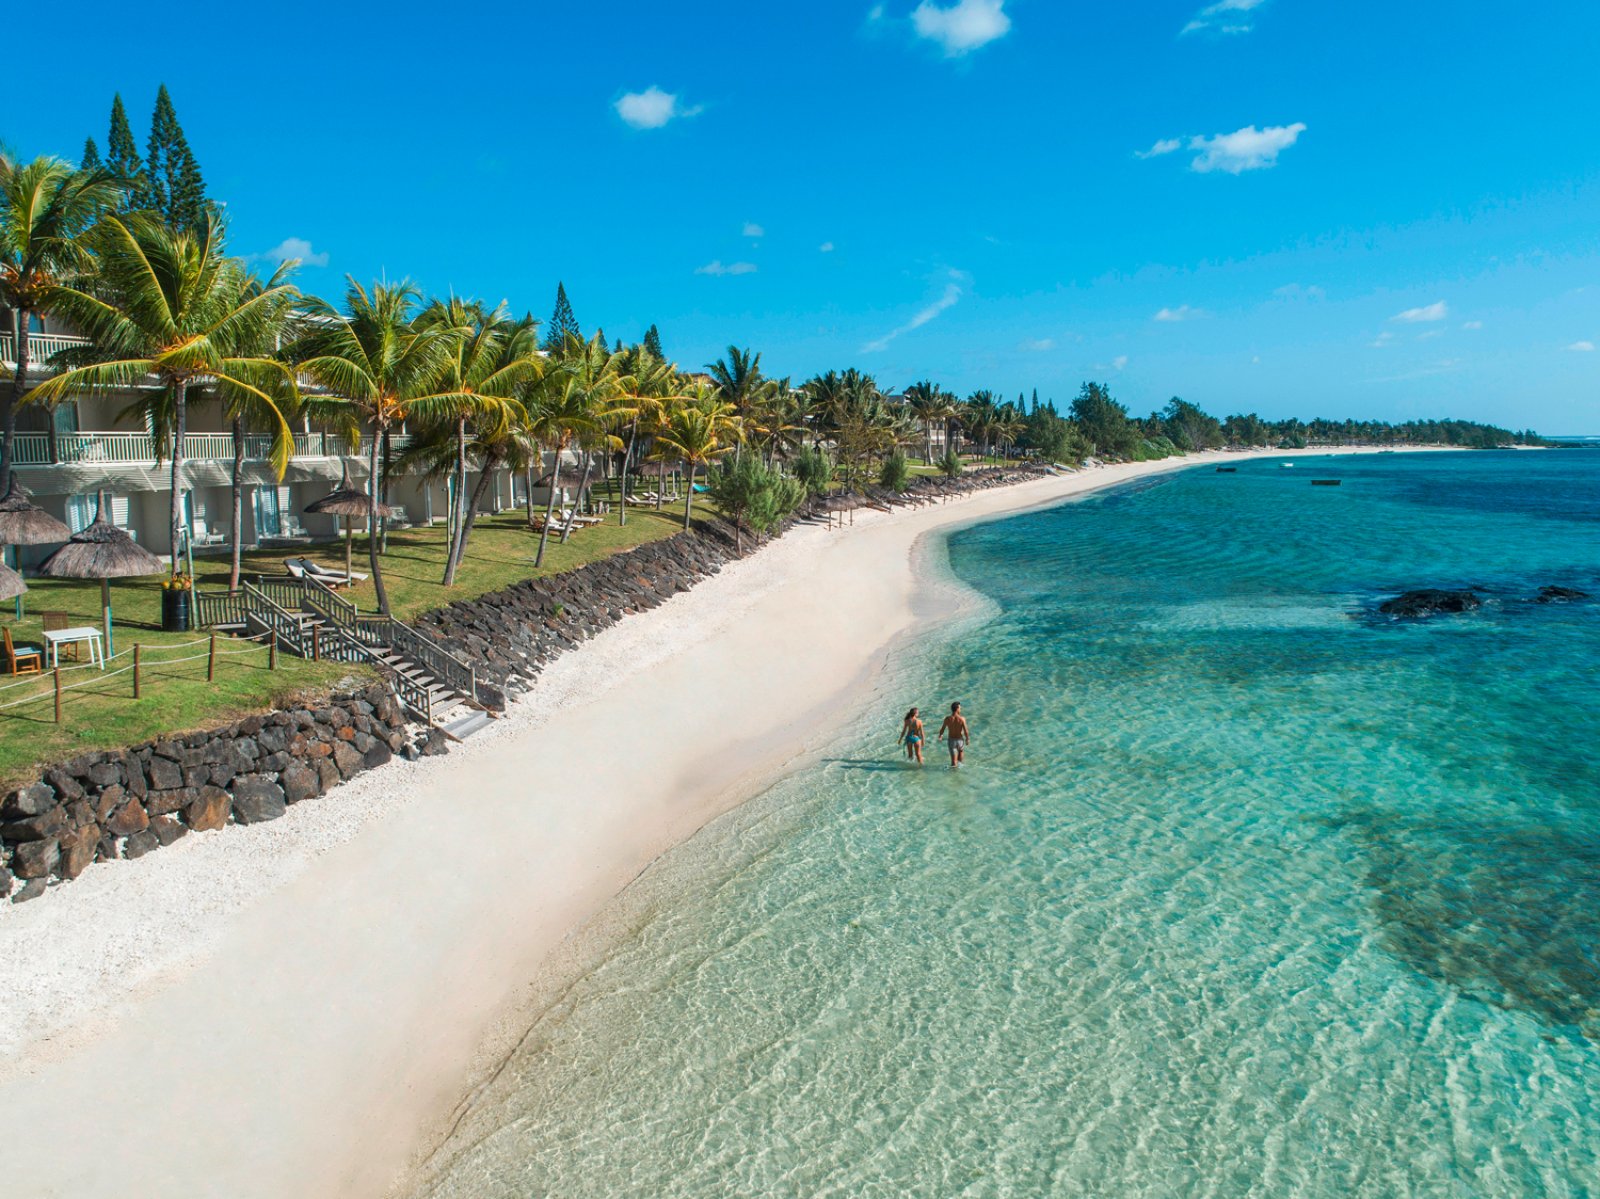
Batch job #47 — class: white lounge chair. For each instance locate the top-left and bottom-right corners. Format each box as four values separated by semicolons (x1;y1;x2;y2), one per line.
285;556;368;586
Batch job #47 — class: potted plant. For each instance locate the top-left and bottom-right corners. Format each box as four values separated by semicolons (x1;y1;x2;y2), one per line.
161;573;194;632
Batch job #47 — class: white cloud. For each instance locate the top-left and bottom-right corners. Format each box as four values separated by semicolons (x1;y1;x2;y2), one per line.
1463;320;1484;330
819;241;835;253
1275;283;1325;300
1019;338;1055;352
1187;123;1306;173
614;86;701;130
1154;304;1205;322
1417;329;1444;341
695;260;758;276
863;271;968;352
1113;355;1129;371
1135;138;1182;160
1392;300;1449;323
257;237;328;268
1370;331;1396;348
742;222;765;238
1183;0;1270;35
1569;340;1596;352
911;0;1011;56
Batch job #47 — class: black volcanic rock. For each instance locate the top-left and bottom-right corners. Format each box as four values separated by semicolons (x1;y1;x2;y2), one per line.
1379;590;1483;618
1535;586;1590;604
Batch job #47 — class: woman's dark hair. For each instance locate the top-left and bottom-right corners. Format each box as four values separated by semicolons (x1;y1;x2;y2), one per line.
904;707;918;721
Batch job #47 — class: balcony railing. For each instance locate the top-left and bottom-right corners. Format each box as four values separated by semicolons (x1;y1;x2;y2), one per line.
0;332;92;368
10;430;407;468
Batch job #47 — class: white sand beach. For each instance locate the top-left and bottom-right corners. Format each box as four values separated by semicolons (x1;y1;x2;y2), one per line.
0;448;1421;1199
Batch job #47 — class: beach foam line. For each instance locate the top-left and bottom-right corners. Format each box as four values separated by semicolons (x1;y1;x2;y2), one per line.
0;446;1441;1199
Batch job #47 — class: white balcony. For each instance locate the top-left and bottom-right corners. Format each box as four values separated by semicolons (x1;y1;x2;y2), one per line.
1;331;92;369
9;431;406;468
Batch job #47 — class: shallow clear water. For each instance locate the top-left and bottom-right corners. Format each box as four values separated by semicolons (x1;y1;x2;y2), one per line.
414;452;1600;1198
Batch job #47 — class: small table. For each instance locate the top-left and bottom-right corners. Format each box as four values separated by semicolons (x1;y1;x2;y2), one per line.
44;627;105;670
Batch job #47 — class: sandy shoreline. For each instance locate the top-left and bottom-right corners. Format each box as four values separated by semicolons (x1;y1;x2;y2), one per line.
0;447;1432;1198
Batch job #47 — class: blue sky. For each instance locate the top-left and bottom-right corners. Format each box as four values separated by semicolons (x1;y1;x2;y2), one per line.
12;1;1600;430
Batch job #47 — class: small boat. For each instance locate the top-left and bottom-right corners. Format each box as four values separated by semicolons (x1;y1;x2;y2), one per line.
1311;479;1342;487
1279;463;1295;469
1215;466;1237;473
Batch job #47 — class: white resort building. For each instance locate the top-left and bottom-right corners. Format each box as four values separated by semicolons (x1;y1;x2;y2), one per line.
2;317;531;570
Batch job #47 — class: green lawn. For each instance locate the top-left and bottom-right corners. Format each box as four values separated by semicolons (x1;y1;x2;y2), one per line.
0;493;697;787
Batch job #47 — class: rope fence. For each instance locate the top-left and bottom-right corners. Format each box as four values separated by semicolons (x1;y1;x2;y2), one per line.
0;629;280;724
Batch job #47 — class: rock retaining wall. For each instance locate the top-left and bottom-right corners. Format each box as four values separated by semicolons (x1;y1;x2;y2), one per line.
0;683;441;904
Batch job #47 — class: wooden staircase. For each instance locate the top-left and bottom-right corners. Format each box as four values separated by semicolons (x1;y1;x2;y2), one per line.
195;575;492;737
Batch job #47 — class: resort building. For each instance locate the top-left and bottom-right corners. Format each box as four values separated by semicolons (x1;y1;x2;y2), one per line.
2;317;532;569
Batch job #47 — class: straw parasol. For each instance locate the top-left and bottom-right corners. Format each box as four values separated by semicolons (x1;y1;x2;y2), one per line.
38;490;163;657
0;471;71;618
0;559;26;602
304;459;393;581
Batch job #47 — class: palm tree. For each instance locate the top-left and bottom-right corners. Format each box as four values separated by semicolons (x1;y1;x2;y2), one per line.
30;212;299;578
417;298;542;584
521;359;623;566
613;346;689;526
904;379;956;465
654;396;738;530
706;345;763;459
292;279;470;613
964;391;1003;462
747;377;810;465
212;262;303;590
0;155;120;477
550;332;628;544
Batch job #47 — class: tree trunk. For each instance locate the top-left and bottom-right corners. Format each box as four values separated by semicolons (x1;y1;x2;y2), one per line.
379;428;393;554
657;458;666;510
619;419;638;526
169;380;188;577
228;414;245;590
561;452;593;544
1;308;28;479
456;452;497;566
368;427;390;614
534;442;562;567
525;463;536;528
682;464;695;530
442;416;468;585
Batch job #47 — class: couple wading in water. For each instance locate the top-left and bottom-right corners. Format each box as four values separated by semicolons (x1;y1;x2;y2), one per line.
901;702;971;768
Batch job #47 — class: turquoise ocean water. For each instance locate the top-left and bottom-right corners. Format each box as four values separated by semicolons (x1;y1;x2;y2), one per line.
414;452;1600;1198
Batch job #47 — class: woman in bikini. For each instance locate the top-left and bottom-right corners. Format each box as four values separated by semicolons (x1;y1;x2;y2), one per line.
900;707;925;765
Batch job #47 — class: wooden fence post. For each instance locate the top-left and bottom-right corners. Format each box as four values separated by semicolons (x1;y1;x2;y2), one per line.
207;632;217;682
312;625;320;662
133;644;141;698
268;631;277;671
53;666;61;723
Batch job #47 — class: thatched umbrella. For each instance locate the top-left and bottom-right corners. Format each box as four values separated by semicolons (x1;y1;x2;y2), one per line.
0;471;71;618
304;459;393;582
0;559;26;602
38;490;163;657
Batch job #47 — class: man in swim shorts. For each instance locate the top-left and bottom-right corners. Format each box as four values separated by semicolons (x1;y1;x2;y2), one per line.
938;702;970;769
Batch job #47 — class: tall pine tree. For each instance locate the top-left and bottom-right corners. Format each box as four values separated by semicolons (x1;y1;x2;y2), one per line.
106;94;151;209
643;324;665;360
81;139;102;170
543;282;580;351
141;85;209;230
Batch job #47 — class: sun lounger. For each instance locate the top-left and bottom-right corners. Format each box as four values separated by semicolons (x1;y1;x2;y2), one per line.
284;556;368;586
